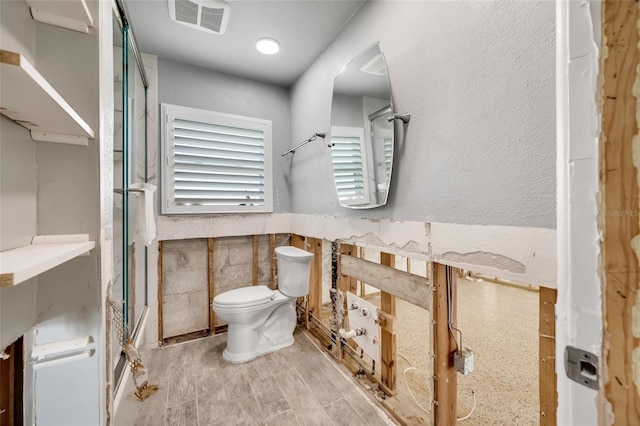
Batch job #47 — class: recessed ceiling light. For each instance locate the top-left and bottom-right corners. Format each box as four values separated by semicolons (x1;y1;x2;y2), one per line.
256;38;280;55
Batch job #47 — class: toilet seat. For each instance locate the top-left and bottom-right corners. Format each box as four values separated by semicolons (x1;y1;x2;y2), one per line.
213;285;275;309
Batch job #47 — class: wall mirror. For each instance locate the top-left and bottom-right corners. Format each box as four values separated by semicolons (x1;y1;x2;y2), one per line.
330;42;394;209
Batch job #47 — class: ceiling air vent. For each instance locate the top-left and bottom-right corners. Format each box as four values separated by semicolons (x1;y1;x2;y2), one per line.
168;0;230;35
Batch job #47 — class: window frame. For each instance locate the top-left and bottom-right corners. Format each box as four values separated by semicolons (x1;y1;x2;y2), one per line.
160;103;273;214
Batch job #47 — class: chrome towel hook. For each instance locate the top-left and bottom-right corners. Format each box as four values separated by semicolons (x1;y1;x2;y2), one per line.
281;132;326;156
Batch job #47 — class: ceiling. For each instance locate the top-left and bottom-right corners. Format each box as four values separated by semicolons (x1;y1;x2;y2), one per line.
123;0;366;87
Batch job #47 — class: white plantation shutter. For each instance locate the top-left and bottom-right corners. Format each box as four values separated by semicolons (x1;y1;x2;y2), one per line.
162;104;273;213
330;127;370;206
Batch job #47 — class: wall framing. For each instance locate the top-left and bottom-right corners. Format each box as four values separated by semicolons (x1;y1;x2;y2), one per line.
539;287;557;425
601;0;640;422
152;228;555;425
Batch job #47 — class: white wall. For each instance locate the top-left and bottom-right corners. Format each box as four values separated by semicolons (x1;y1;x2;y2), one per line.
290;0;556;229
556;1;602;424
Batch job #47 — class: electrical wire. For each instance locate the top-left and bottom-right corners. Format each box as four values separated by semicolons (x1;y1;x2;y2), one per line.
397;353;431;414
450;325;463;353
446;265;477;422
446;265;462;352
457;390;477;421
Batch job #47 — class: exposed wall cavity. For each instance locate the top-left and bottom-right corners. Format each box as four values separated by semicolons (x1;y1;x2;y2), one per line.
161;239;209;338
158;213;556;288
213;234;288;325
159;234;289;338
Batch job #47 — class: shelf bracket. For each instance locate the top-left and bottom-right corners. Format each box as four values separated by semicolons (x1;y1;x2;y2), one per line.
30;131;89;146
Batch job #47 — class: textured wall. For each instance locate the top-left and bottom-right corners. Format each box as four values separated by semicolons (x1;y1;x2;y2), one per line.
289;0;556;228
158;58;292;212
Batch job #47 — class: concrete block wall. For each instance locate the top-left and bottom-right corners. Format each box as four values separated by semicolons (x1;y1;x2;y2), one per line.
213;234;289;325
161;239;209;339
160;234;290;338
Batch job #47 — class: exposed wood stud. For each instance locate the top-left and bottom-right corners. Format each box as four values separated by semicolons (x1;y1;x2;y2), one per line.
253;235;259;286
359;247;366;297
162;330;210;346
291;235;308;327
214;324;229;335
432;262;456;425
339;245;357;292
308;237;323;323
539;287;557;426
9;344;15;423
157;240;163;343
1;341;15;425
291;234;305;250
340;254;431;310
380;252;397;392
269;234;276;289
208;238;215;333
602;0;640;422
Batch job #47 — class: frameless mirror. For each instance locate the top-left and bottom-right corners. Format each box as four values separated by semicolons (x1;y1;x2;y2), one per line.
330;42;394;209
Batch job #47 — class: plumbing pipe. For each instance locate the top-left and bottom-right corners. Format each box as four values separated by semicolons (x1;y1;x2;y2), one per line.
339;328;366;339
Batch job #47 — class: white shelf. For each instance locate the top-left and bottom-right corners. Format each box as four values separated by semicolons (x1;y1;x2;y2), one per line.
0;234;95;287
0;49;94;145
26;0;93;34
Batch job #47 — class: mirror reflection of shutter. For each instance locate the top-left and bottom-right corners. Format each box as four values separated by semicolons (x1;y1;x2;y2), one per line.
173;118;265;207
384;136;393;179
331;134;366;202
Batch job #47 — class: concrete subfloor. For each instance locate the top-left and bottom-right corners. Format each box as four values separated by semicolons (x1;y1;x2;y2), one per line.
114;328;396;425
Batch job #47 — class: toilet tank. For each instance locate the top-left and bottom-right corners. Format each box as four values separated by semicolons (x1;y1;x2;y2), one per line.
275;246;313;297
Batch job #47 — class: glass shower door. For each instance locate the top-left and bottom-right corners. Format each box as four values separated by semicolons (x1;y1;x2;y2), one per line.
113;7;149;389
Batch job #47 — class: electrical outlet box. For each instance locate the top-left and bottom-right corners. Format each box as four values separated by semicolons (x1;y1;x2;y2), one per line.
454;348;474;376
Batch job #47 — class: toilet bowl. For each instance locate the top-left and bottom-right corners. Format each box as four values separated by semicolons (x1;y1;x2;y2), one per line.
212;246;313;363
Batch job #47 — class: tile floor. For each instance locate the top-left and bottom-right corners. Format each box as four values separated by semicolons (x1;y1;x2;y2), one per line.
115;328;396;425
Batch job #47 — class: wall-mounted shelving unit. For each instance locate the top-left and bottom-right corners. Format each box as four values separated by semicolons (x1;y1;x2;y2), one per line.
25;0;93;33
0;234;95;287
0;49;94;145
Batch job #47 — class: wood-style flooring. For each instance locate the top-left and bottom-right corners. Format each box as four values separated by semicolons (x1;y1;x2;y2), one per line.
115;328;395;425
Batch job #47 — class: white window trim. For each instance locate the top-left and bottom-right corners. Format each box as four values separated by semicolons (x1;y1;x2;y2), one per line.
161;103;273;214
330;126;371;206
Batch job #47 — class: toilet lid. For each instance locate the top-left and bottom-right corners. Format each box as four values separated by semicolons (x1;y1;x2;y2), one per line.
214;285;274;307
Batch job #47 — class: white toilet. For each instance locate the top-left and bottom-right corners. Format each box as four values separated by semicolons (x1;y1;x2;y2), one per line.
212;245;313;363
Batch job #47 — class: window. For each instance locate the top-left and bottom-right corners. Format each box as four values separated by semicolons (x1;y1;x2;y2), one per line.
330;126;370;206
161;103;272;214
